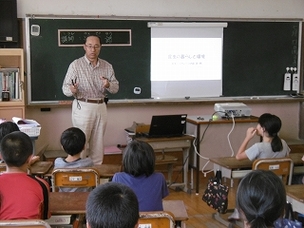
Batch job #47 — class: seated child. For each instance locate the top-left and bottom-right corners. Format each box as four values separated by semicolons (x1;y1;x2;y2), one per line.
0;131;50;219
236;170;286;228
112;140;169;211
54;127;94;192
0;121;40;164
86;182;139;228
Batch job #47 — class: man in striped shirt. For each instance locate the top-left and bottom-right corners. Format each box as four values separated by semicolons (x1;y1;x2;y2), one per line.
62;35;119;164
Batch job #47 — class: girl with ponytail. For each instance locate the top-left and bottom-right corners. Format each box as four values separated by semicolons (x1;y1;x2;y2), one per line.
235;113;290;161
236;170;286;228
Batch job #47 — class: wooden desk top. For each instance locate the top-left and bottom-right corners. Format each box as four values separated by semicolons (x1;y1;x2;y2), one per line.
50;192;88;214
50;192;189;221
286;185;304;203
93;164;121;177
136;135;194;143
187;115;258;125
0;161;53;175
163;200;188;221
30;161;53;175
209;153;303;169
209;157;252;169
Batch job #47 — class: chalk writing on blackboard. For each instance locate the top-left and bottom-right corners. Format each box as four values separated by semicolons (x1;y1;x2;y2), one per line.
58;29;132;47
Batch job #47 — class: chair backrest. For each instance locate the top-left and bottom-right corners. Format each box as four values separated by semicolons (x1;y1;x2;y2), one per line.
252;157;294;185
0;219;51;228
139;211;175;228
51;167;100;192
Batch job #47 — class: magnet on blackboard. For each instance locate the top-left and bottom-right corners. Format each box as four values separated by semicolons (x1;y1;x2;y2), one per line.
133;87;141;94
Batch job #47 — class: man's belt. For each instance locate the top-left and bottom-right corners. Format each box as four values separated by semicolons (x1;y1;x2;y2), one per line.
78;98;104;104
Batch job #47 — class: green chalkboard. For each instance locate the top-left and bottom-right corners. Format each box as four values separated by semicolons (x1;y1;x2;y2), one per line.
223;21;299;96
28;18;151;102
27;18;300;103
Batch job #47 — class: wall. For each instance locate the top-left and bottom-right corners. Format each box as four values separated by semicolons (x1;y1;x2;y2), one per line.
17;0;304;153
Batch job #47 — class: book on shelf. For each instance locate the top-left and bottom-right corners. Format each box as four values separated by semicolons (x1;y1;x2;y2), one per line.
0;67;20;100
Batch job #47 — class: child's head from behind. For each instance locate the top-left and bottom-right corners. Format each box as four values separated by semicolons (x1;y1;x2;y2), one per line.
0;121;20;142
236;170;286;228
60;127;86;156
0;131;33;167
86;182;139;228
123;140;155;177
257;113;281;137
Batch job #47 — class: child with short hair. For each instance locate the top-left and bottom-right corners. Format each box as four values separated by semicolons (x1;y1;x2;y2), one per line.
86;182;139;228
0;131;50;219
0;121;40;164
54;127;94;192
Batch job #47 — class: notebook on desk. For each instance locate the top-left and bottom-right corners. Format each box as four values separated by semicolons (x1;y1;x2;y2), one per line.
142;114;187;138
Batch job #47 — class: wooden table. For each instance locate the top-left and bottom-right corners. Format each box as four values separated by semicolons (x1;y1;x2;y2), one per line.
186;115;259;193
136;135;194;193
50;192;188;224
163;200;188;227
0;160;53;176
210;153;304;187
50;192;88;215
93;164;121;178
286;185;304;214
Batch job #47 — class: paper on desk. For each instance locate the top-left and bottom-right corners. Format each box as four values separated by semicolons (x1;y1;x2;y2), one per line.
12;117;41;127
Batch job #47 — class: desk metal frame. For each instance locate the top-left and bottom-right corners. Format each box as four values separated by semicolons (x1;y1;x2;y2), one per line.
136;135;194;193
186;115;259;193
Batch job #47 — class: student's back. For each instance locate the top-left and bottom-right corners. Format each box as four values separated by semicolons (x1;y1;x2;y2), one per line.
0;173;48;219
112;140;169;211
0;131;50;219
54;127;93;192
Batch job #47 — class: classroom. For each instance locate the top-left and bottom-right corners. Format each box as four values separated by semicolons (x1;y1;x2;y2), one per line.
10;0;303;153
0;0;304;227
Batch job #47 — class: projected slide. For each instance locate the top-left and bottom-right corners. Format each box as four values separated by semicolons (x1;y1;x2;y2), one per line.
149;23;227;98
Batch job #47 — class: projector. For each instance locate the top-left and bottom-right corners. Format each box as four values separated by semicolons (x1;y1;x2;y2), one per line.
214;102;251;117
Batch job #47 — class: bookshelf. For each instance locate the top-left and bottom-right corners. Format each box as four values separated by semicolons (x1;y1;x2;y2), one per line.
0;48;25;120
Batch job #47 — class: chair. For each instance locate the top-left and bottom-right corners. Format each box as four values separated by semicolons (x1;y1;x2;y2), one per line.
51;168;100;228
51;167;100;192
252;157;294;185
0;219;51;228
139;211;176;228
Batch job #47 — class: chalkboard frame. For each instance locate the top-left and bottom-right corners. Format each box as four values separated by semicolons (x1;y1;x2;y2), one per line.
25;16;303;105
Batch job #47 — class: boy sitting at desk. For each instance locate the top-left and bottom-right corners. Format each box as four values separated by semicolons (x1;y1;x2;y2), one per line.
0;131;50;220
0;121;40;164
54;127;94;192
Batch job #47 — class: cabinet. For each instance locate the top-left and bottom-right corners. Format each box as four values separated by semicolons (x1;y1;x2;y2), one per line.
0;48;25;120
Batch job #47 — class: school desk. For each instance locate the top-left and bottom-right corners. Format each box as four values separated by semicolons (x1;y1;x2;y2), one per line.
186;115;259;193
50;192;188;224
136;135;194;193
209;153;304;187
285;185;304;214
0;160;53;176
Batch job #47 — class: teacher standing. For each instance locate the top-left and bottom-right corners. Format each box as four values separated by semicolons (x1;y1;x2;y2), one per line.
62;35;119;164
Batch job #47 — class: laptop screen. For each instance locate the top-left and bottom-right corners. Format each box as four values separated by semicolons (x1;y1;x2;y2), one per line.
148;114;187;137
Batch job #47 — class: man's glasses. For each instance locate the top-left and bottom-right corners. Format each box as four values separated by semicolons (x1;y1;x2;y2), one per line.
85;45;101;50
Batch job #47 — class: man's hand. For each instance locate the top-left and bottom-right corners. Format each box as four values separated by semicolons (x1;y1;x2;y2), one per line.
101;76;110;88
70;83;78;94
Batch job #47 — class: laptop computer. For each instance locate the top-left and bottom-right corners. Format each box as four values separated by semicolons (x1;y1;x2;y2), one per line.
143;114;187;138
